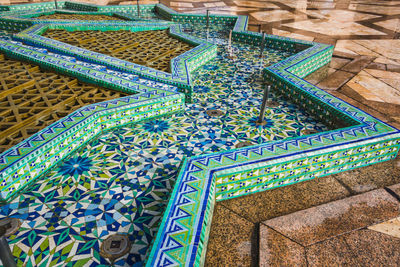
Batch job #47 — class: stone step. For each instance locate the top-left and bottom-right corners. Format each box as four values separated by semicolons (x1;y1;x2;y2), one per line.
259;188;400;266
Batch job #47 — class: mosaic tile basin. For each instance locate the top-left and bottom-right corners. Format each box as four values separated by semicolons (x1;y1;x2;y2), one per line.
0;2;398;267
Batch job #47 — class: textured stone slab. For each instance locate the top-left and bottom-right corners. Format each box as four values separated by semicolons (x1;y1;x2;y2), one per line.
342;55;374;73
367;62;387;71
263;189;400;246
369;217;400;239
334;155;400;193
330;56;351;69
388;181;400;197
332;50;357;59
304;64;336;85
387;64;400;73
205;203;256;267
344;229;400;266
306;236;358;266
317;70;355;90
259;225;306;267
220;176;350;223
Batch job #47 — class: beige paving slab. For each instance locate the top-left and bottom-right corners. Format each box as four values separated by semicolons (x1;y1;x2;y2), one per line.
119;0;158;4
217;6;257;12
335;40;380;58
304;65;336;85
349;3;400;15
272;28;314;42
347;70;400;105
306;236;359;266
263;189;400;246
269;0;308;10
342;55;374;73
350;0;400;6
220;176;350;223
367;62;387;71
380;79;400;90
307;1;335;9
306;9;379;22
379;78;400;92
355;40;400;62
374;56;400;66
381;78;400;91
364;68;400;80
389;182;400;196
346;79;385;102
170;2;193;7
234;0;278;8
368;217;400;239
204;1;226;8
317;70;355;90
344;229;400;266
330;57;352;69
387;64;400;72
284;20;385;36
251;10;297;22
259;225;306;267
375;18;400;32
205;204;256;267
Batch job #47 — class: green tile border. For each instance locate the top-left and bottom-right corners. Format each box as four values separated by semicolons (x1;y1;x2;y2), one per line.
0;2;398;266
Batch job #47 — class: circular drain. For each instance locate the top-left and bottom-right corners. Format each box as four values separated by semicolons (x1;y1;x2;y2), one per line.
227;54;237;60
100;234;131;261
235;141;253;148
206;109;224;117
0;218;21;237
266;100;280;108
255;119;267;126
304;129;319;135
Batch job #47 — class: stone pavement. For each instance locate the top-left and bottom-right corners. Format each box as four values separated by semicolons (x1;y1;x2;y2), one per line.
1;0;399;266
207;155;400;266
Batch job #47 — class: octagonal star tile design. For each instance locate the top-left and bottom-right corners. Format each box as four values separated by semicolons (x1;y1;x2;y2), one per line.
4;23;329;266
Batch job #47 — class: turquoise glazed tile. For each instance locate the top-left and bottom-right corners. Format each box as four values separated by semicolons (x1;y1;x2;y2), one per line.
0;2;398;267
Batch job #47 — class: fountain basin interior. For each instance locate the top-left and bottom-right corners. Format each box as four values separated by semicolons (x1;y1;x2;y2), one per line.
0;2;398;266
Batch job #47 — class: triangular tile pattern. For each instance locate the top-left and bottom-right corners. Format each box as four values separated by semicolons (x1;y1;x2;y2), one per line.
146;6;400;267
0;2;398;267
0;37;184;200
14;20;218;91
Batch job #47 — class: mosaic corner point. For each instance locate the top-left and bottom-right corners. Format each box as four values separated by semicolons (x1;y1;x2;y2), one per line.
0;2;398;267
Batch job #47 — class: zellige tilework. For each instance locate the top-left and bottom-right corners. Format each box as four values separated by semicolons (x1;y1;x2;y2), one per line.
0;2;398;267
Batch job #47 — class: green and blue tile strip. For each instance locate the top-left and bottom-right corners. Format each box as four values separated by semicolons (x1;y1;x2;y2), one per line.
0;2;398;266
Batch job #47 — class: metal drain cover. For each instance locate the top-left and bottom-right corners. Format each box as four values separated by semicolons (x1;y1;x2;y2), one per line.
100;234;131;260
0;218;21;237
304;129;318;135
266;100;280;108
206;109;224;117
235;141;253;148
255;119;267;126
